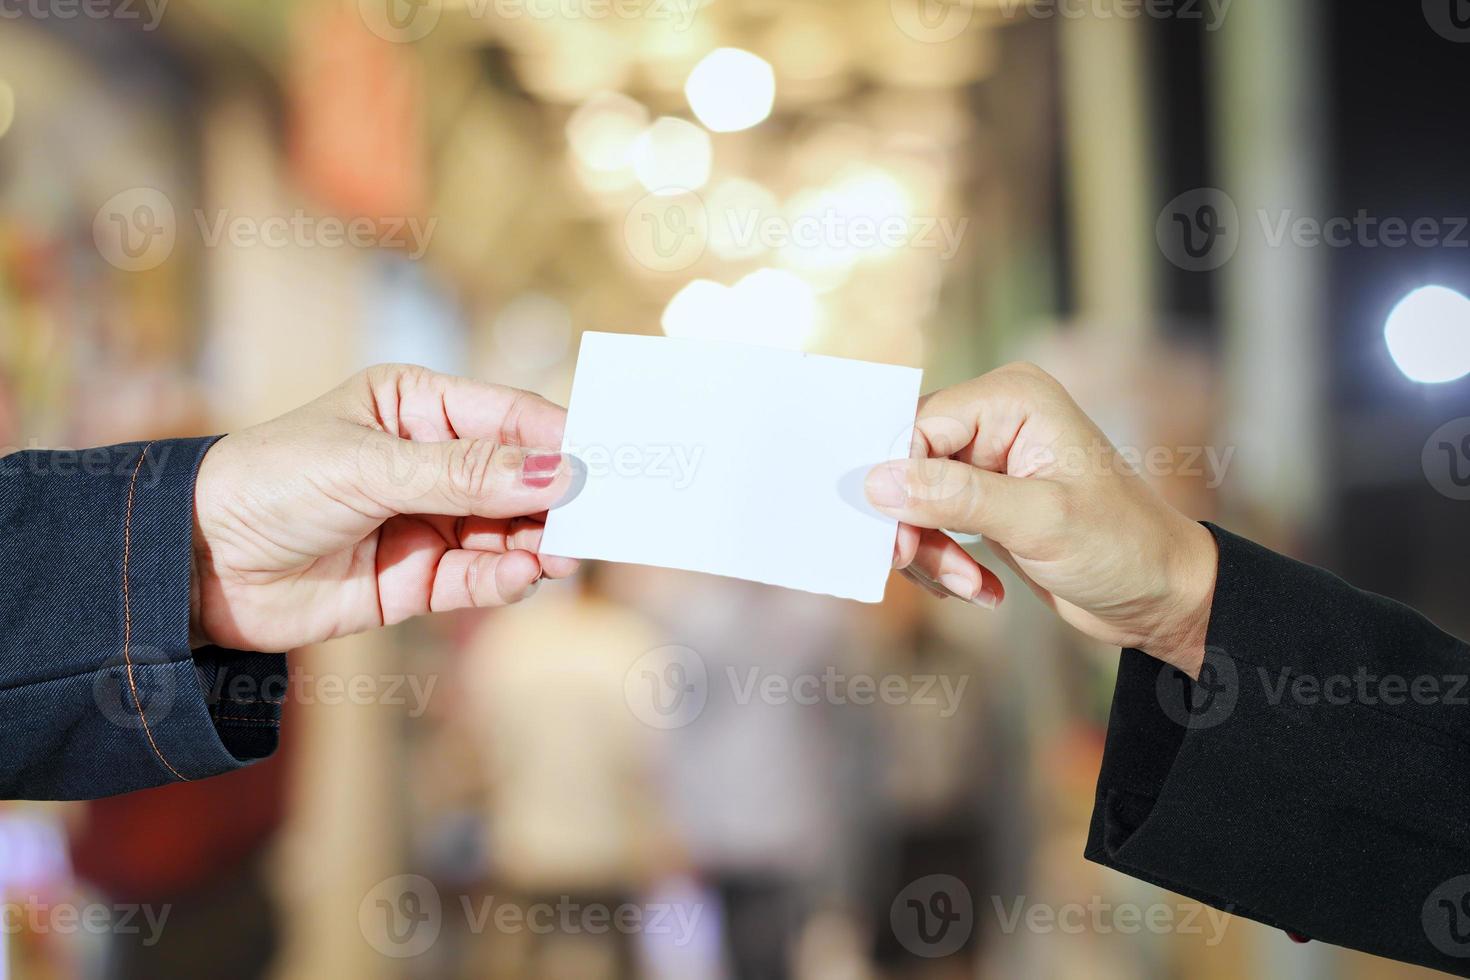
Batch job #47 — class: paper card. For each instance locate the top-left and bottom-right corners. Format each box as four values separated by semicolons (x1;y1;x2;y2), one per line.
540;332;923;602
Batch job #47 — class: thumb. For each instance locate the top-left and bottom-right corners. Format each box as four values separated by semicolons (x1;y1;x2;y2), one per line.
356;431;576;517
864;457;1065;552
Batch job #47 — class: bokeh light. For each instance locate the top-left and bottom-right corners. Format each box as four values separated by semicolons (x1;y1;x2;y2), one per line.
1384;285;1470;384
684;48;776;133
566;92;648;175
706;177;781;261
662;268;819;350
631;116;712;195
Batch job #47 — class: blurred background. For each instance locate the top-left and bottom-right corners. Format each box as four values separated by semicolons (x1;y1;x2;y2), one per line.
2;0;1469;977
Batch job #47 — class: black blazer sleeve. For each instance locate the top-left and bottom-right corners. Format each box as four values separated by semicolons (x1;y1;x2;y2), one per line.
1086;523;1470;976
0;438;285;800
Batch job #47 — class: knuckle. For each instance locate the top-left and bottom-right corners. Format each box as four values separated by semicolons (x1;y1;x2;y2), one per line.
1002;360;1062;391
448;439;506;501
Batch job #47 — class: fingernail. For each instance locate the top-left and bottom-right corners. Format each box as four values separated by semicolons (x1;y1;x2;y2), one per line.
864;463;908;510
972;587;1000;610
521;453;564;490
938;573;978;602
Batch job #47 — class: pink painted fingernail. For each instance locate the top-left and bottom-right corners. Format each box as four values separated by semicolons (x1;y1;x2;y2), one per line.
522;453;563;489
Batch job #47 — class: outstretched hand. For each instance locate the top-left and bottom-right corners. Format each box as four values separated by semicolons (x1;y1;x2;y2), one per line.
191;365;578;652
867;362;1218;678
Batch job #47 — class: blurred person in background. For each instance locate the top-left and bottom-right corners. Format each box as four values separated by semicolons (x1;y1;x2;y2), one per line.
457;563;672;980
624;570;853;980
858;584;1011;980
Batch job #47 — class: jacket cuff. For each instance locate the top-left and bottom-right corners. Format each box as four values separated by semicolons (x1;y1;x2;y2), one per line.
1085;524;1470;977
108;438;283;787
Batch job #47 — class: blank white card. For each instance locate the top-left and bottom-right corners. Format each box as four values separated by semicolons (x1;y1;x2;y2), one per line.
540;332;923;602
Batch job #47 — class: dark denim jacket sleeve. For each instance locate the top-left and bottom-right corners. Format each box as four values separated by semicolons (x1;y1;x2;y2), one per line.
1086;523;1470;977
0;437;285;800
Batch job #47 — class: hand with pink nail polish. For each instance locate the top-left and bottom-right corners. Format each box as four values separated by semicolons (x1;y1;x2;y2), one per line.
866;362;1218;679
190;364;579;652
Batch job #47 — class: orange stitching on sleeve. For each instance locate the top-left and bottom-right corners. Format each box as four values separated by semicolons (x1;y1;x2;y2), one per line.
122;442;189;782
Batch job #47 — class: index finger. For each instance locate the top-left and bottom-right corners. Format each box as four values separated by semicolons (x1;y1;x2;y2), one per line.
359;366;568;449
913;362;1076;476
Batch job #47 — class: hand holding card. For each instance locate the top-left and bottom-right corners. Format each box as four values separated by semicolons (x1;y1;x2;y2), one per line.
540;332;923;602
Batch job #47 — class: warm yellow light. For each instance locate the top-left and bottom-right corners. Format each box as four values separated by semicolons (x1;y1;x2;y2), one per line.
662;279;731;340
706;177;780;261
631;116;712;195
684;48;776;133
661;269;819;351
566;92;648;174
777;167;914;284
735;268;819;349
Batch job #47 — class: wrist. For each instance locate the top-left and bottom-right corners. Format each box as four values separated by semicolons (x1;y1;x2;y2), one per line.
1143;519;1218;679
189;438;222;650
